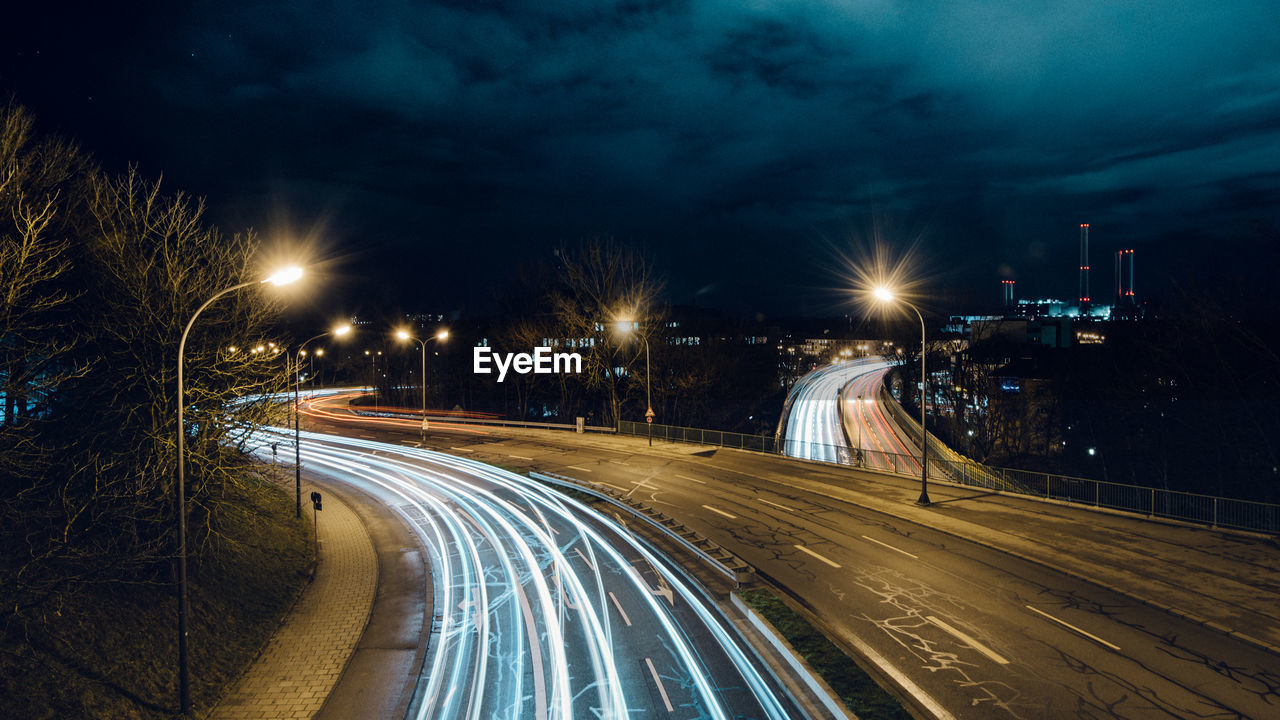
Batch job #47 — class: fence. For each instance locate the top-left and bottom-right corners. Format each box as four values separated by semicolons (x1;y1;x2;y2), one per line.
619;420;779;453
618;417;1280;534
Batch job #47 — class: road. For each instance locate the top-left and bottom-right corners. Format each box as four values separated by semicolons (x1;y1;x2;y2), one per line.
299;392;1280;720
783;360;922;475
266;425;804;719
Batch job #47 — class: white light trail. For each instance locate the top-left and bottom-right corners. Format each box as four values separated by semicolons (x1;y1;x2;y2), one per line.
254;428;798;719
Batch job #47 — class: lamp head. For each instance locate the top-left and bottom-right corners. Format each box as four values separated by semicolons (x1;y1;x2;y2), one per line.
436;329;449;341
333;324;352;337
873;287;895;303
264;265;304;286
396;329;411;341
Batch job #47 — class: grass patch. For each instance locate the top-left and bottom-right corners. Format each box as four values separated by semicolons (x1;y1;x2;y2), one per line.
0;474;313;719
741;588;912;720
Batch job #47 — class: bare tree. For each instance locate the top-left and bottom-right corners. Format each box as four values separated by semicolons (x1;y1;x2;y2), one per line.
0;102;90;427
551;238;663;427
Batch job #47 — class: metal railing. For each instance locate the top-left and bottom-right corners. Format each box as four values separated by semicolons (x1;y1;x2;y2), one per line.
619;417;1280;533
620;420;779;453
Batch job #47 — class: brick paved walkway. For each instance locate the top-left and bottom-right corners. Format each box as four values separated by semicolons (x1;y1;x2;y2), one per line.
209;489;378;720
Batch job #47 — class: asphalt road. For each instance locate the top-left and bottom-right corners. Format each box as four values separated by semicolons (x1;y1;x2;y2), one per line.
298;394;1280;720
266;426;805;719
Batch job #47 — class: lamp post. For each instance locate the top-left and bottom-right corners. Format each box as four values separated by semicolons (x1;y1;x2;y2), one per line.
175;265;302;714
874;287;930;506
396;328;449;435
855;394;863;465
293;325;351;517
615;319;653;446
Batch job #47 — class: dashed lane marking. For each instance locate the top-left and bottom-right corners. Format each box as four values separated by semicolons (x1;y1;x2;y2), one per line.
927;616;1009;665
701;504;738;520
644;657;674;713
1026;605;1121;651
861;534;919;559
608;592;633;627
794;544;842;568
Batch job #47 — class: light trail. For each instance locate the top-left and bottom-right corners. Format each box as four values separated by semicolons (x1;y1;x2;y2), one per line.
255;428;801;719
297;390;494;435
781;359;927;476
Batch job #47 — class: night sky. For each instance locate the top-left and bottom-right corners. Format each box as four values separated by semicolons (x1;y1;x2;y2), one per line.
3;2;1278;317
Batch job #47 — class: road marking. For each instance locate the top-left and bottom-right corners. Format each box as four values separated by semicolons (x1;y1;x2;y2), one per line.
759;498;796;513
574;548;595;572
794;544;842;568
861;534;919;559
701;504;738;519
508;454;534;460
644;657;674;713
610;459;630;466
1026;605;1121;651
927;616;1009;665
597;481;629;493
449;446;473;453
674;473;706;484
565;465;593;473
608;591;633;627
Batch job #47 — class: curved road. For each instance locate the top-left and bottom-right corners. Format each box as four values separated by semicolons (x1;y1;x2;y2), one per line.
783;360;922;475
267;424;804;719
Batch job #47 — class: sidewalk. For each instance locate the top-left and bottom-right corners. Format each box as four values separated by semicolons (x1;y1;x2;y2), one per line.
208;488;378;720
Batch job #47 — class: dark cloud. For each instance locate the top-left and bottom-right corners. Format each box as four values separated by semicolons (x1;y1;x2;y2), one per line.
3;1;1278;313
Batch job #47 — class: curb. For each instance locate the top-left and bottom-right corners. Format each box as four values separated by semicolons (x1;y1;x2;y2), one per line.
730;593;856;720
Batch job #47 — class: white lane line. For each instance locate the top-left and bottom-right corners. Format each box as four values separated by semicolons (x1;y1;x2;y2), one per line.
861;534;919;559
701;504;738;519
674;473;706;484
565;465;593;472
608;591;633;627
610;459;630;465
759;498;797;513
448;446;473;453
794;544;842;568
927;616;1009;665
574;548;595;572
507;454;534;460
597;481;629;493
644;657;674;713
1026;605;1121;651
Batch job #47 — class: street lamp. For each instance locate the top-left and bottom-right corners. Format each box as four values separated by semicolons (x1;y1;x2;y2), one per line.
874;286;930;506
175;264;302;714
292;324;351;518
396;328;449;435
615;319;653;446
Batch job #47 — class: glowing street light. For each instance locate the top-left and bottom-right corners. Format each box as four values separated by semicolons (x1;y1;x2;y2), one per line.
175;264;303;714
292;323;352;517
397;328;449;436
873;285;931;506
615;318;654;446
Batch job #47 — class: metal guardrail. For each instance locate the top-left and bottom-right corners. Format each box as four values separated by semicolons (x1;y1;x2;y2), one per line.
620;420;778;453
619;406;1280;534
352;407;616;433
529;470;754;584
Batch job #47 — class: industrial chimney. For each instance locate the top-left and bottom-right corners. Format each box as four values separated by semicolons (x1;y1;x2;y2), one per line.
1079;223;1091;311
1001;279;1015;309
